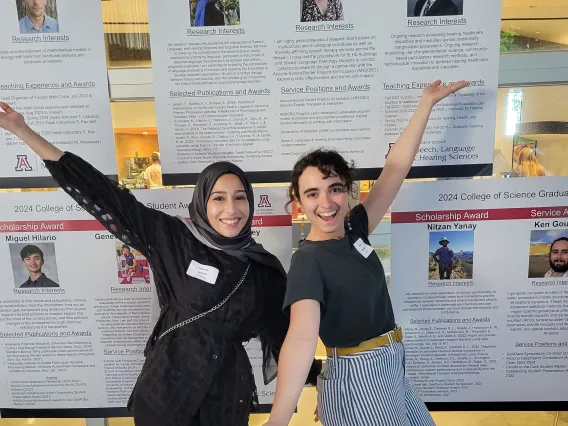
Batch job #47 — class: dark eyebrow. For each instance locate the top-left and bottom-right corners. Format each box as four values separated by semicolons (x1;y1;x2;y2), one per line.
328;183;345;190
210;190;247;195
303;187;318;195
303;183;344;195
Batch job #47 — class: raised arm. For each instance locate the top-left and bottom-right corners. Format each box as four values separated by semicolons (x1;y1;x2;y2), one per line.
0;102;63;161
0;102;171;257
362;80;470;234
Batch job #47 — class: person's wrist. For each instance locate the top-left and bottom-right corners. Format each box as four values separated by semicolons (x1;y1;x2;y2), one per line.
418;96;435;110
12;122;31;137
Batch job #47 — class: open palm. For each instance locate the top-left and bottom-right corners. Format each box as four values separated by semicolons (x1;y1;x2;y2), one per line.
422;79;470;106
0;102;26;134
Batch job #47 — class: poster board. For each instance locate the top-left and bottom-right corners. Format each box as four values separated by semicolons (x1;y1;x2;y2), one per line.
147;0;502;184
0;186;290;417
391;177;568;410
0;0;116;188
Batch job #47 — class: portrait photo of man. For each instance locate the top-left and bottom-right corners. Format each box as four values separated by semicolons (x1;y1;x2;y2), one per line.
544;237;568;278
18;244;59;288
409;0;463;17
18;0;59;34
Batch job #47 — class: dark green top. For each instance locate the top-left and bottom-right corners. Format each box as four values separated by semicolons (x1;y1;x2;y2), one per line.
283;204;395;348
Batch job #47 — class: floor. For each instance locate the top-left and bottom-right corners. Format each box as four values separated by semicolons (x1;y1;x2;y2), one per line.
1;392;566;426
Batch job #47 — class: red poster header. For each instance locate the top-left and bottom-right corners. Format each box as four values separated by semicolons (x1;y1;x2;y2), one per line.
0;215;291;233
392;206;568;224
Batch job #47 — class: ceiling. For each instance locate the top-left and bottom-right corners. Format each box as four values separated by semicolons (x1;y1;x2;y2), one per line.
501;0;568;46
501;0;568;19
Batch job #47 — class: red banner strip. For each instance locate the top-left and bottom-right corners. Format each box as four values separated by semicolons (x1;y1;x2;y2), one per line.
0;215;291;232
392;206;568;224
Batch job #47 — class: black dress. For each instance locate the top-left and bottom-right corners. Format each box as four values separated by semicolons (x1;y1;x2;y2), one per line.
204;2;225;26
44;152;320;426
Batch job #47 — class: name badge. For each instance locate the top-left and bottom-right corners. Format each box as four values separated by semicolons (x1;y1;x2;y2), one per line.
354;238;373;258
187;260;219;285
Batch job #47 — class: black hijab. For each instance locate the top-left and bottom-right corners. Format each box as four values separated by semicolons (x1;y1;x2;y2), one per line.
187;162;286;278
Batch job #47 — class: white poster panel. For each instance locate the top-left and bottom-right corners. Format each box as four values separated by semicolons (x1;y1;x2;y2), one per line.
0;186;290;410
391;177;568;402
147;0;501;180
0;0;114;178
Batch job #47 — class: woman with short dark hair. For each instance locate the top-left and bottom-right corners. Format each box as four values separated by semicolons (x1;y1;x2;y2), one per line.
263;79;469;426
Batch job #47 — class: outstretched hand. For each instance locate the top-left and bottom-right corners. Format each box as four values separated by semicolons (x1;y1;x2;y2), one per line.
421;80;470;107
0;102;27;134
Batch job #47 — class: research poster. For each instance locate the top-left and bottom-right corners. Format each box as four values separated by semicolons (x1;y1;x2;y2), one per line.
0;186;290;411
0;0;114;180
147;0;501;183
391;177;568;402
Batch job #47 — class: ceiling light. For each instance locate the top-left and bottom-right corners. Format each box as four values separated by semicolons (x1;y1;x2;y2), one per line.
142;132;148;135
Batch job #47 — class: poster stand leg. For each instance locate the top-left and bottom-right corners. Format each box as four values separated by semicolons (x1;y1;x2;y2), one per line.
86;419;109;426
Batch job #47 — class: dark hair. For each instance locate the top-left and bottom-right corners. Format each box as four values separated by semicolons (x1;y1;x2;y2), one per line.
550;237;568;252
287;149;355;210
20;245;44;261
122;244;130;250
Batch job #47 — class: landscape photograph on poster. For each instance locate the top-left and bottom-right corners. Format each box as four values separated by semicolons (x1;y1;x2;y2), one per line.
428;231;474;280
115;243;151;285
528;229;568;278
9;242;60;288
189;0;240;27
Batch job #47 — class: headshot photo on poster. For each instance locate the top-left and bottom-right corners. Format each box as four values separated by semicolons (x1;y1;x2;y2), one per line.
16;0;59;34
300;0;344;22
528;230;568;278
190;0;240;27
115;243;151;285
407;0;464;17
10;243;60;288
429;231;474;280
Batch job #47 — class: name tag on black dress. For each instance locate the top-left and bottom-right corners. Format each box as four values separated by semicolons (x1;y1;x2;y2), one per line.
186;260;219;284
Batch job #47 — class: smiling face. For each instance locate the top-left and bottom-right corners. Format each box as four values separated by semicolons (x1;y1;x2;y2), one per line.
206;173;250;238
23;253;43;274
298;166;349;240
550;239;568;273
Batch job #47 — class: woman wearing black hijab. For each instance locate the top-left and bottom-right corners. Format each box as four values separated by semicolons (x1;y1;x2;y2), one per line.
0;102;321;426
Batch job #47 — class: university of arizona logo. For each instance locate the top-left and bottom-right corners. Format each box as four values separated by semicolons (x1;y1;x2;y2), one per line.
258;195;271;208
15;155;32;172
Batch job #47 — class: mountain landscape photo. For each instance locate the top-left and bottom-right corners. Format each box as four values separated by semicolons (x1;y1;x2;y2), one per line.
429;250;474;280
